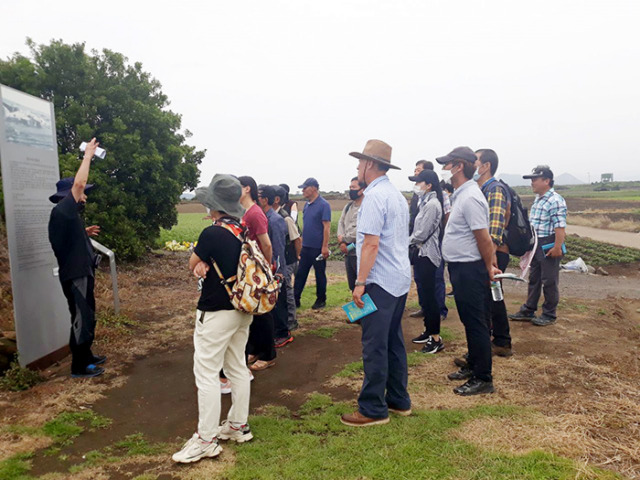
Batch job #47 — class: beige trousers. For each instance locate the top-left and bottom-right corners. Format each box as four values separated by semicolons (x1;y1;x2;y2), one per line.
193;308;252;440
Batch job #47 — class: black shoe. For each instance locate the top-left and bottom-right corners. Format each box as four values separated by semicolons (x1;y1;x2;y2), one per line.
421;336;444;354
447;367;473;381
311;300;326;310
453;377;495;396
454;353;469;368
71;364;104;378
91;355;107;365
412;331;430;344
409;310;424;318
508;310;535;321
532;314;556;326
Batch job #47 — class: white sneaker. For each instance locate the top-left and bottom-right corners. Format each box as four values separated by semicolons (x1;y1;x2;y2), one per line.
172;433;222;463
218;420;253;443
220;380;232;395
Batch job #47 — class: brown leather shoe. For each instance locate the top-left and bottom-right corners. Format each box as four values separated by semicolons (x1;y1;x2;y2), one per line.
492;344;513;357
340;411;390;427
388;407;412;416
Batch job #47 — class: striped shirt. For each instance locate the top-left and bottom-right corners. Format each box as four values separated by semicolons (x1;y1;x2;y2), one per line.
529;188;567;238
357;175;412;297
480;177;508;246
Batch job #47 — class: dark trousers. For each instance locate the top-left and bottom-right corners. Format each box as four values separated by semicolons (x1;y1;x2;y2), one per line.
413;264;424;309
358;284;410;419
486;251;512;347
449;261;492;382
272;283;290;339
293;246;327;303
61;276;96;374
345;254;357;291
435;259;448;318
247;312;276;362
415;256;440;335
522;244;562;318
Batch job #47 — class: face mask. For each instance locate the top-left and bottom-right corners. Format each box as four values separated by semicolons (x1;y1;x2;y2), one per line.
349;189;360;200
473;170;481;182
413;185;424;195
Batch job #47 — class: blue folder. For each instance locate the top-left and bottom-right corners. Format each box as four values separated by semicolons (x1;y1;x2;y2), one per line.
342;293;378;323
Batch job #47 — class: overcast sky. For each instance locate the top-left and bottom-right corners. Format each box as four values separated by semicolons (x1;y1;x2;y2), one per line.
2;0;639;192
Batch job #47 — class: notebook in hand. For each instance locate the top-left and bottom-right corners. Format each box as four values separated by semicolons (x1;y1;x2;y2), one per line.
342;293;378;324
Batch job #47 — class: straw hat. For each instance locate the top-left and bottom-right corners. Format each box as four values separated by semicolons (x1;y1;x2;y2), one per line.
349;139;400;170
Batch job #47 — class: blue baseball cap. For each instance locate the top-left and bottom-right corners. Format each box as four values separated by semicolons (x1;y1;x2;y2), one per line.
298;177;319;189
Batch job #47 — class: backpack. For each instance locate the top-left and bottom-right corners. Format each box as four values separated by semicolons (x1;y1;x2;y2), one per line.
209;218;280;315
496;180;535;257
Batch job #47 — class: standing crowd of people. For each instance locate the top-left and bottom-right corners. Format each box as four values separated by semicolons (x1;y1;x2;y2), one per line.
47;138;567;464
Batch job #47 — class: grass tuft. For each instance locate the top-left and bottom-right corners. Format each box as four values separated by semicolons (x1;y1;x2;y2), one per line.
42;411;112;446
0;452;34;480
0;356;43;392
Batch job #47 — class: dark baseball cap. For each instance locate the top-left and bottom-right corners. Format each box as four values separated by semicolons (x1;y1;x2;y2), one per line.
523;165;554;180
408;169;439;184
272;185;287;200
49;177;95;203
435;146;477;165
258;184;276;202
298;177;319;189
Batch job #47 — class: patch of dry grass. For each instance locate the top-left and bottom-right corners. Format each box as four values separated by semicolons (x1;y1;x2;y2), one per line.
569;214;640;232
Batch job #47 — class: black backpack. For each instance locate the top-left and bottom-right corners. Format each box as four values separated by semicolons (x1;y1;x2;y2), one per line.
497;181;535;256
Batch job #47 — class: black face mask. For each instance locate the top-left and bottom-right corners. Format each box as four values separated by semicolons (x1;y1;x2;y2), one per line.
349;189;361;201
77;202;86;214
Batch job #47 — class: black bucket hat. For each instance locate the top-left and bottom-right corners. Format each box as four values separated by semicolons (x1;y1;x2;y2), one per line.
49;177;95;203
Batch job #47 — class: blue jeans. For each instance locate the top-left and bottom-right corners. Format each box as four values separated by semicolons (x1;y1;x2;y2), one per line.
358;283;411;419
293;246;327;303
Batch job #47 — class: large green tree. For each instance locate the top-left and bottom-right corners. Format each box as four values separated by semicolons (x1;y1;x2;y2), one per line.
0;39;203;258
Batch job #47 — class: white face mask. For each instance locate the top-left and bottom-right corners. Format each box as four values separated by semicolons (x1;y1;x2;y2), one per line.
473;170;481;182
413;185;425;195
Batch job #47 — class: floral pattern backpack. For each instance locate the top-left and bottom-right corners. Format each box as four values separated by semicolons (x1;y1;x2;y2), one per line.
210;218;280;315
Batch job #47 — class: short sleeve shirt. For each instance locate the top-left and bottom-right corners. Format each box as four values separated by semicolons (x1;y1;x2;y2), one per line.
241;203;268;242
301;196;331;248
529;189;567;238
194;223;242;311
357;175;412;297
48;193;95;282
442;180;490;263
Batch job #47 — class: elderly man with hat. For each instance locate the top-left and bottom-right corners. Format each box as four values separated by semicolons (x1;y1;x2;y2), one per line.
173;174;253;464
437;147;501;396
293;177;332;310
48;138;106;378
340;139;412;427
509;165;567;326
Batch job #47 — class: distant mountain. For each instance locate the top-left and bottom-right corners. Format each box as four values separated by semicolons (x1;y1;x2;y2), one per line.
180;192;195;200
554;173;585;185
497;174;529;186
498;172;585;186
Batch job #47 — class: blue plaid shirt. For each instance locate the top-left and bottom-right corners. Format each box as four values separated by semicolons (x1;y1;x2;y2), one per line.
529;188;567;238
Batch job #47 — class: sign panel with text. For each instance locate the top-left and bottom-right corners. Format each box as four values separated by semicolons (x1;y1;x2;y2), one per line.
0;84;69;367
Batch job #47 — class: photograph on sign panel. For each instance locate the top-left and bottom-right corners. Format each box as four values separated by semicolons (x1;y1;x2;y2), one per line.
1;85;55;150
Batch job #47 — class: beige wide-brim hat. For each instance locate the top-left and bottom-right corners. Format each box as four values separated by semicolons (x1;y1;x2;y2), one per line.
349;139;401;170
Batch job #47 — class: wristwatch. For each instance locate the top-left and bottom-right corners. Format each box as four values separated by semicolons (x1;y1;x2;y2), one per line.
355;281;366;287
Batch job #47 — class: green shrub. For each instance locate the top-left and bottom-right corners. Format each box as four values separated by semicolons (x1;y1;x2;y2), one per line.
0;356;43;392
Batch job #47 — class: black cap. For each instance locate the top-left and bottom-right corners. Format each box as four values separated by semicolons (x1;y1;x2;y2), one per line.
523;165;554;180
435;146;476;165
298;177;319;189
409;169;440;185
49;177;95;203
272;185;287;201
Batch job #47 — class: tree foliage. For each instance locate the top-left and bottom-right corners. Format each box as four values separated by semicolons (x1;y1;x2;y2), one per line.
0;39;203;258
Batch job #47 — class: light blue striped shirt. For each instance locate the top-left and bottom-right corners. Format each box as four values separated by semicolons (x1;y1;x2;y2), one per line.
356;175;412;297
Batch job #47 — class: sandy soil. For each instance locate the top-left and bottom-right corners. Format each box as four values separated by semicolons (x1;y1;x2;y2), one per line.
567;225;640;249
1;252;639;479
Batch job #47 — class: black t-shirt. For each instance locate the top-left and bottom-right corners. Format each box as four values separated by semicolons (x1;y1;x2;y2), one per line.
194;222;242;312
48;193;95;282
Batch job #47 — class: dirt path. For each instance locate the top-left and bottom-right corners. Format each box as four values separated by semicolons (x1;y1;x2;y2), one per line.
567;224;640;249
4;254;640;479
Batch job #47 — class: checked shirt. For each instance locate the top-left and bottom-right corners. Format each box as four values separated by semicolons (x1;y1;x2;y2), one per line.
529;188;567;238
480;177;508;246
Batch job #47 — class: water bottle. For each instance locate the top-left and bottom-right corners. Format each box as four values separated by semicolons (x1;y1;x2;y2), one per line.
346;243;356;252
490;281;504;302
80;141;107;159
316;251;330;261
